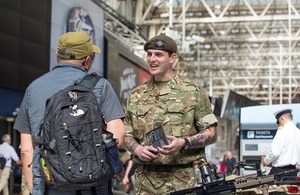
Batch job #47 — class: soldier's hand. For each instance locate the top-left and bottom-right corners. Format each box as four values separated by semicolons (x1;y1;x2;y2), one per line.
158;135;183;155
134;145;158;162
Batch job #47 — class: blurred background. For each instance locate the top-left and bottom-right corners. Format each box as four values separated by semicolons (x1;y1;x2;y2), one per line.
0;0;300;194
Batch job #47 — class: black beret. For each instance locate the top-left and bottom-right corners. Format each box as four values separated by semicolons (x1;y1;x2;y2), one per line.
273;109;292;124
144;34;177;54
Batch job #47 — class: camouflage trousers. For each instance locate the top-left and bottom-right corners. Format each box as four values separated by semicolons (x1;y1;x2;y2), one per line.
134;166;197;195
21;173;31;195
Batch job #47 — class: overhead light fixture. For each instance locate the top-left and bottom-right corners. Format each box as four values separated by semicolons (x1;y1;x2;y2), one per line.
214;4;221;16
186;35;205;43
204;44;211;49
160;13;169;17
191;35;205;43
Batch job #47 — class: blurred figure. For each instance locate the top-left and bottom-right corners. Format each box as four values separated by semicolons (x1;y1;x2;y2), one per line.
122;158;133;193
261;109;300;180
225;150;237;175
21;172;30;195
121;153;137;194
0;134;21;195
219;154;227;174
18;145;30;195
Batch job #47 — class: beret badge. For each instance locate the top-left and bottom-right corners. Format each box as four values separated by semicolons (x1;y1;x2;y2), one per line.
144;34;177;53
154;39;166;48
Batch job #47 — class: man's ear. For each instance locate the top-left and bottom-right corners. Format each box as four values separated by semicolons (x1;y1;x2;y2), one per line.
81;57;91;72
170;53;177;64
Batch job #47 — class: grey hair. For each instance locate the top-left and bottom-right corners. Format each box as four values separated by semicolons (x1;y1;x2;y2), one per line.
2;134;11;142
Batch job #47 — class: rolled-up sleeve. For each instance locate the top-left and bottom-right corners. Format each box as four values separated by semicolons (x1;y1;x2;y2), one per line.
195;88;218;130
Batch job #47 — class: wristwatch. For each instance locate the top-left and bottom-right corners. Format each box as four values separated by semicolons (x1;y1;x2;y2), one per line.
181;138;190;151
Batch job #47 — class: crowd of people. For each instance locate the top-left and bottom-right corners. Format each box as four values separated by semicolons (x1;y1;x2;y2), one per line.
0;31;299;195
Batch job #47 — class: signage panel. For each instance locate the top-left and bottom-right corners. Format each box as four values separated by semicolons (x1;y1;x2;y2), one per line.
242;130;276;139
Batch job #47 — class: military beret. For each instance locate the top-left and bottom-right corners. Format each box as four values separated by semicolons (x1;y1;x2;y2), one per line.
273;109;292;124
144;34;177;54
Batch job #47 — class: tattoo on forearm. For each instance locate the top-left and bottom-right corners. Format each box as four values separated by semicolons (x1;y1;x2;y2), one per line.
190;134;211;148
211;131;217;143
190;126;217;148
124;137;139;153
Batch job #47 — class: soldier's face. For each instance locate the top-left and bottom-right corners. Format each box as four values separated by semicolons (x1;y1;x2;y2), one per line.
146;49;176;80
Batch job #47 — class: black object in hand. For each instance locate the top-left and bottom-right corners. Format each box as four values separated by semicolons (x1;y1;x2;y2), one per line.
145;125;168;148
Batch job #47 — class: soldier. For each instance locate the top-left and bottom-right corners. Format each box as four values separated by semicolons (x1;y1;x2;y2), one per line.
123;34;218;194
21;172;31;195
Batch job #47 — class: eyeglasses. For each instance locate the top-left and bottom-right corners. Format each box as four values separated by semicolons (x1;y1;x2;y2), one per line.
91;52;95;61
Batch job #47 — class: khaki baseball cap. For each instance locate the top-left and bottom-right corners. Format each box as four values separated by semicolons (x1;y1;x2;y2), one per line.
144;34;177;54
57;31;101;60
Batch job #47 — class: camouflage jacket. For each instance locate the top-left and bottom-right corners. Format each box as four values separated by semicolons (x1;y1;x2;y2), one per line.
124;72;218;165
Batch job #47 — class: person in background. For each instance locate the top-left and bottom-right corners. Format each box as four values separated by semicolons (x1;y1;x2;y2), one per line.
13;31;125;195
219;154;227;174
17;144;30;195
122;153;137;194
123;34;218;194
0;134;22;195
225;150;237;175
261;109;300;179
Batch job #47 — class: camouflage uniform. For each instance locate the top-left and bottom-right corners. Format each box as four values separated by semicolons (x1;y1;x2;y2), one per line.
124;72;218;194
21;172;31;195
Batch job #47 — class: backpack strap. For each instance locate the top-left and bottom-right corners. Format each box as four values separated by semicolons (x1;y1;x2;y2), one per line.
77;72;106;106
76;72;101;91
75;70;102;194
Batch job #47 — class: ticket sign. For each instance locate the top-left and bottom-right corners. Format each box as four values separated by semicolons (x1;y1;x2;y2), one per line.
242;130;276;139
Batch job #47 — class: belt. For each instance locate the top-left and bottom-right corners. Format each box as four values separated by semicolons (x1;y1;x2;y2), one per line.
274;165;296;169
141;163;193;172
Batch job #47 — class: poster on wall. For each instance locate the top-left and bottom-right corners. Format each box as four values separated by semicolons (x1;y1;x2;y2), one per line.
118;56;150;108
67;7;96;43
50;0;104;75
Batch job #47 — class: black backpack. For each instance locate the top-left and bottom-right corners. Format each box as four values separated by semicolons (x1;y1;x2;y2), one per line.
0;154;6;170
38;72;113;191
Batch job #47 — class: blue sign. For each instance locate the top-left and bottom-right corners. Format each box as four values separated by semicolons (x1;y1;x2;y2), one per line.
242;130;276;139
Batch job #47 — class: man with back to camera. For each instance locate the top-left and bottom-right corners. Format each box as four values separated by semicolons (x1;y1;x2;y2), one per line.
261;109;300;179
123;34;218;194
225;150;237;175
0;134;22;195
13;32;126;195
